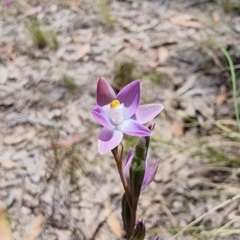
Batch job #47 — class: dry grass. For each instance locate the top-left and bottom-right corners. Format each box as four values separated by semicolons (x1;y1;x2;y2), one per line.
1;0;240;239
93;0;115;30
25;19;59;49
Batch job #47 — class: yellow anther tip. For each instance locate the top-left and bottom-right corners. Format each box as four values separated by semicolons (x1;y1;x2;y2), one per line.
110;100;120;108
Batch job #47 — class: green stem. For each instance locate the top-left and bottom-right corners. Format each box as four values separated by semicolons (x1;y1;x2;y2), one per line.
112;147;134;238
129;205;137;238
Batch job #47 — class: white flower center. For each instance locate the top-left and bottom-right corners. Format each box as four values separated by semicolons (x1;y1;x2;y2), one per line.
109;100;124;125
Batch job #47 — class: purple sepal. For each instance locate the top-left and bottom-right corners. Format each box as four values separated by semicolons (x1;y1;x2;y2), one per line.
96;76;116;106
123;149;159;190
129;219;146;240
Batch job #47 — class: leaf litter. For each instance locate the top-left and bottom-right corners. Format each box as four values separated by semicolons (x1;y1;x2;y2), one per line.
0;0;240;239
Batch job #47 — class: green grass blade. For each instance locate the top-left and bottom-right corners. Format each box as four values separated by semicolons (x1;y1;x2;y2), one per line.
218;43;240;132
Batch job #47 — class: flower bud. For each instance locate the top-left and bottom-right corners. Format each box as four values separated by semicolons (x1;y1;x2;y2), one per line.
129;123;157;208
129;219;146;240
134;123;155;167
130;155;145;194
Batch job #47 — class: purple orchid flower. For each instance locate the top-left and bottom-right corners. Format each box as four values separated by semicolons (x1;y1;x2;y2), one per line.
123;148;159;190
92;77;164;154
2;0;12;7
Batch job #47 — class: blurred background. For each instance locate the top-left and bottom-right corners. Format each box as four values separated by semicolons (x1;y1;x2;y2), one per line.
0;0;240;239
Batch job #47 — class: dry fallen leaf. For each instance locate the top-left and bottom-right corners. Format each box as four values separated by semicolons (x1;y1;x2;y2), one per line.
150;38;177;48
3;136;24;145
158;46;169;64
3;129;36;145
25;214;45;240
170;15;202;29
0;204;12;240
147;60;158;68
176;74;198;95
71;31;93;44
1;160;25;170
0;44;13;56
178;20;202;28
156;67;181;85
104;201;121;239
147;51;159;68
214;93;227;106
44;133;87;149
0;44;18;65
19;6;43;19
114;43;128;53
171;120;184;138
85;31;93;43
125;38;143;51
75;44;91;60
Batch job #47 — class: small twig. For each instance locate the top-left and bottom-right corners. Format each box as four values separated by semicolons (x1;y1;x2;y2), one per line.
209;64;240;73
159;193;178;227
212;217;239;236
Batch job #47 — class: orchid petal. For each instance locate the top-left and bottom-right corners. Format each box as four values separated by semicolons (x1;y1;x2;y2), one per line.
117;80;140;119
97;76;116;106
124;148;134;168
92;106;114;129
134;104;164;124
98;128;123;154
3;0;12;7
142;158;159;190
120;119;151;137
